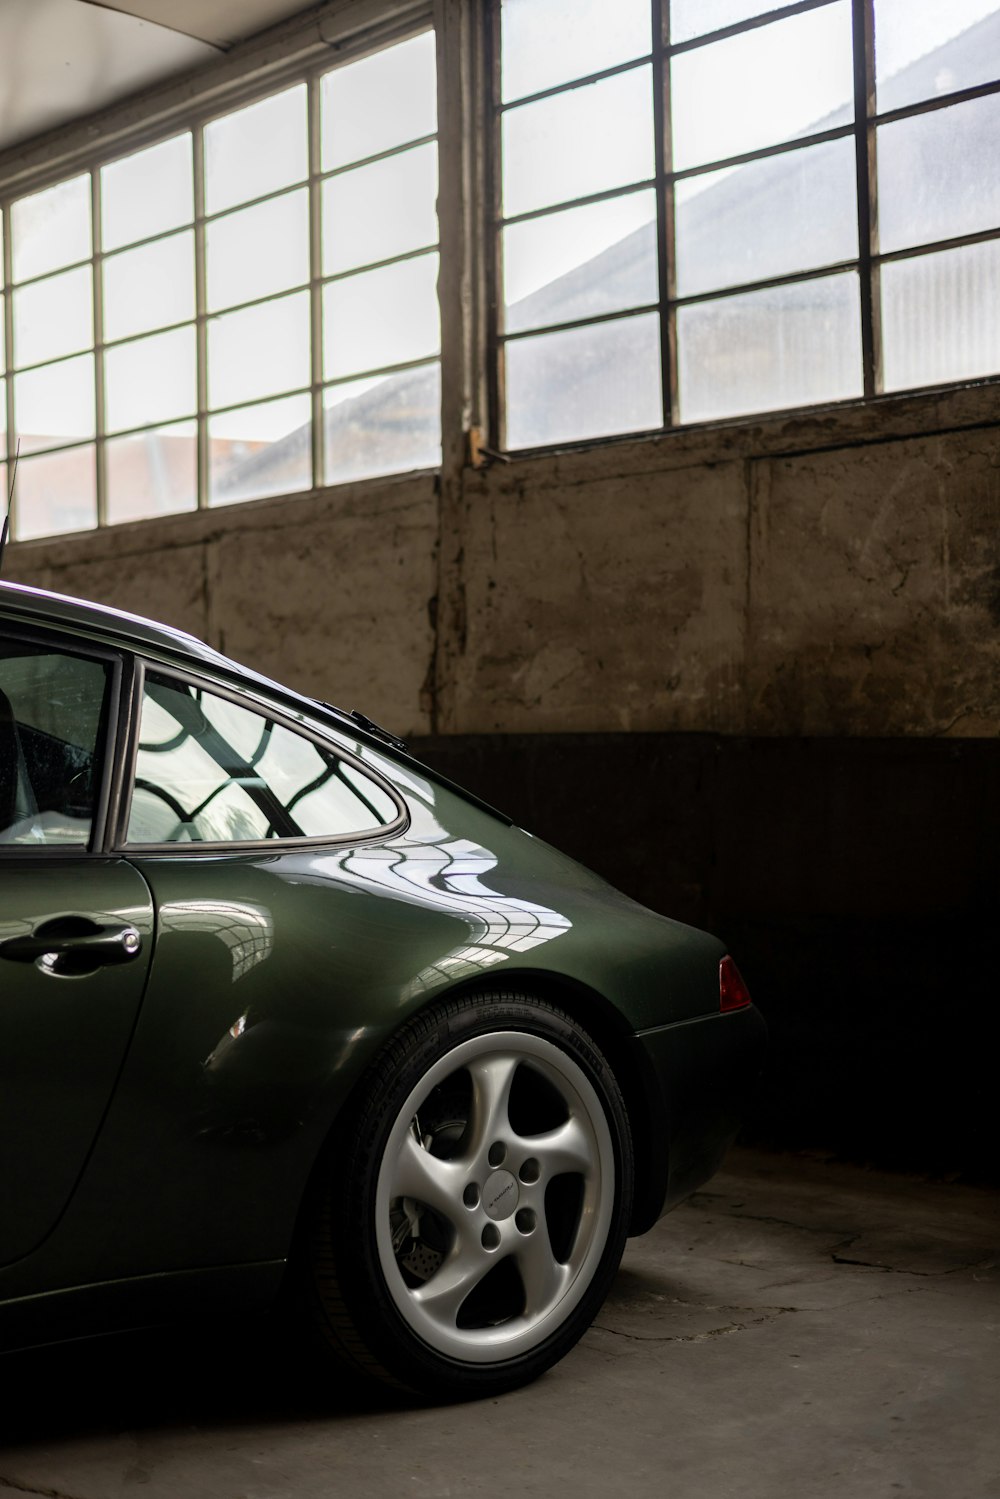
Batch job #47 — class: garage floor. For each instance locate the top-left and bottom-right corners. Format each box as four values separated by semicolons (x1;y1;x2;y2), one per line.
1;1148;997;1499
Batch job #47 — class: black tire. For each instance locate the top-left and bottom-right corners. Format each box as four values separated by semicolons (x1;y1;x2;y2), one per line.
297;990;634;1400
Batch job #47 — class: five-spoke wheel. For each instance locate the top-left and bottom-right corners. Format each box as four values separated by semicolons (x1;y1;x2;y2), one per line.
301;993;633;1398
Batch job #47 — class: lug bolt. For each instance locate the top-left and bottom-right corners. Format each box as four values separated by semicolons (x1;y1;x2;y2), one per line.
519;1157;540;1184
481;1223;500;1251
515;1208;536;1234
463;1183;480;1209
488;1141;506;1167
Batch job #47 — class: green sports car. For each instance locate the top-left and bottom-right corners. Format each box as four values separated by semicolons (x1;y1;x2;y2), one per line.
0;580;765;1398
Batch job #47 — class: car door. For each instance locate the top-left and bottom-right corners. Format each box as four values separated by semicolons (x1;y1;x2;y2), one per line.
0;630;154;1266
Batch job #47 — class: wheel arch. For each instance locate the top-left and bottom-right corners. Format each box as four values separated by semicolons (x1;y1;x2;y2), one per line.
294;966;669;1249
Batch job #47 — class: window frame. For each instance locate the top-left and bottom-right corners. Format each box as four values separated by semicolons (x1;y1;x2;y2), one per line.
486;0;1000;451
0;3;440;538
0;622;125;858
116;657;409;854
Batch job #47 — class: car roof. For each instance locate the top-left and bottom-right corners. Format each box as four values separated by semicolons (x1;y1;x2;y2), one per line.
0;579;319;714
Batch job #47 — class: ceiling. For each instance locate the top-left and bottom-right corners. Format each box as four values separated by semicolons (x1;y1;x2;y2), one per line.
0;0;315;154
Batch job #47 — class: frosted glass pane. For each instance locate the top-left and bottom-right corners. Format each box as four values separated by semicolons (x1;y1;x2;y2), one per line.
501;0;651;102
875;0;1000;113
671;2;853;171
676;137;858;296
0;298;3;376
324;362;441;484
12;176;90;282
103;232;195;342
205;86;307;214
0;380;5;438
208;292;310;408
101;135;193;251
105;327;196;433
878;95;1000;254
106;422;197;524
208;393;311;506
502;68;655;219
505;312;662;448
323;254;440;380
14;446;96;540
505;191;657;332
206;190;309;312
322;32;436;171
322;144;438;276
14;266;92;367
671;0;784;43
15;355;95;452
882;241;1000;391
677;272;862;422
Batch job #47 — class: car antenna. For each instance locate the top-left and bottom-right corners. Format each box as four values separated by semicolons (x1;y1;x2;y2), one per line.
0;441;19;578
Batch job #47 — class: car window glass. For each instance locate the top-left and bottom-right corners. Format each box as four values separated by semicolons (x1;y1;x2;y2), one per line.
127;671;399;844
0;640;110;847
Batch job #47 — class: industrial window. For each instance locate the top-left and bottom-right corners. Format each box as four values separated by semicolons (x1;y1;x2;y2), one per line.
0;28;440;542
492;0;1000;449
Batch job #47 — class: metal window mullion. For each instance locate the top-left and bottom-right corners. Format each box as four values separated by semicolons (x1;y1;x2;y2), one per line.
91;171;107;526
652;0;677;427
193;124;209;508
308;73;324;491
486;0;504;449
2;203;14;489
852;0;881;396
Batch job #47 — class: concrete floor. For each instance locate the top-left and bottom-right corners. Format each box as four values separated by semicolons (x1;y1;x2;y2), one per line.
1;1148;997;1499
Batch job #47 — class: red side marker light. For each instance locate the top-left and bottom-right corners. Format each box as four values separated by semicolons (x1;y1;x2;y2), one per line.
719;956;752;1013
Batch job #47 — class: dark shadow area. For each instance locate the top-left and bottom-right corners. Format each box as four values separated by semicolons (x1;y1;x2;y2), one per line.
412;732;999;1184
0;1317;412;1448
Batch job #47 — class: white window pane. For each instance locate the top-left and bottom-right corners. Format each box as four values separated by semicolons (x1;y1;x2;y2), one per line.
504;191;657;334
875;0;1000;113
14;445;96;540
676;137;858;297
671;2;853;172
503;68;655;219
671;0;785;44
505;312;662;448
105;327;196;432
103;232;195;342
677;272;862;422
208;393;311;506
205;86;307;214
15;355;95;451
878;95;1000;255
323;255;440;380
501;0;651;102
206;190;309;312
101;134;193;251
324;362;441;485
0;381;5;439
322;144;438;276
106;422;197;525
14;266;92;367
322;32;436;171
208;291;310;409
12;176;91;282
882;241;1000;391
0;296;4;375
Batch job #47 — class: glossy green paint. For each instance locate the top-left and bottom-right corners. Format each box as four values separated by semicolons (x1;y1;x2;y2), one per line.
0;582;765;1333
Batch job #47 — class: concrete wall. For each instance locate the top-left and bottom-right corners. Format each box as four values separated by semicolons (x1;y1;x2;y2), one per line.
6;383;998;1176
8;383;998;742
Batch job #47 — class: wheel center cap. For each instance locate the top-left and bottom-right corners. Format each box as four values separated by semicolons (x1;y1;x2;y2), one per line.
482;1169;519;1221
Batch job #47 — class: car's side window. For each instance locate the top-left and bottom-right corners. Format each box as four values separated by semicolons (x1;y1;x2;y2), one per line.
126;670;400;845
0;640;111;847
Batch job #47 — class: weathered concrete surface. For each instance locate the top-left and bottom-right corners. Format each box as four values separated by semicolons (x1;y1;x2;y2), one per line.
452;460;748;734
0;1149;996;1498
748;430;1000;736
5;384;1000;738
4;474;438;737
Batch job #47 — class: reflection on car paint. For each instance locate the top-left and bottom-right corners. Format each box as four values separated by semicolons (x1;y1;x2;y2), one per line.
163;898;275;983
